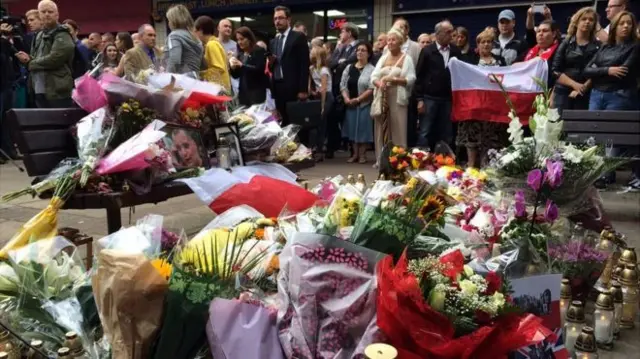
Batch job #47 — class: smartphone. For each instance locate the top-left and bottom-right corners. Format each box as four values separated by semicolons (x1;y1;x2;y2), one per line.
532;4;545;14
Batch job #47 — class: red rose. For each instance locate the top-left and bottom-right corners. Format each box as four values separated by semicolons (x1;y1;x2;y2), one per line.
474;310;493;325
439;250;465;281
484;271;502;295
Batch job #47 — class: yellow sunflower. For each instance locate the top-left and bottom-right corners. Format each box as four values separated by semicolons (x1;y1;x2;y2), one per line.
151;258;173;282
419;195;446;223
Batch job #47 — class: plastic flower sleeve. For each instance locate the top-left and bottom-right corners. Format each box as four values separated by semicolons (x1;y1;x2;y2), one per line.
277;233;385;359
75;107;115;186
320;183;363;238
3;237;97;356
97;214;164;258
72;73;108;113
206;298;285;359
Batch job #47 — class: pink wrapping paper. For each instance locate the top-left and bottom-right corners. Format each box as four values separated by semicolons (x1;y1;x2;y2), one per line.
206;298;285;359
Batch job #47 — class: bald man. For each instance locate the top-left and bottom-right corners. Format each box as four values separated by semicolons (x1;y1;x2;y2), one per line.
16;0;75;108
123;24;163;78
217;18;239;95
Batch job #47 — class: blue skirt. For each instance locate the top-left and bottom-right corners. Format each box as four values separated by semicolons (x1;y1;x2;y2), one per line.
344;104;373;143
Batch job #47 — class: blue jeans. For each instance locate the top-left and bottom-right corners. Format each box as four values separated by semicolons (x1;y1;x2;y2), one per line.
418;96;453;150
588;88;638;111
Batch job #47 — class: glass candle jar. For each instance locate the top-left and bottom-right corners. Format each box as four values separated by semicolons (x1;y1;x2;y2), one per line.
564;301;586;355
574;351;599;359
216;136;231;170
620;264;638;329
575;327;598;359
611;282;623;338
594;290;614;349
560;279;572;327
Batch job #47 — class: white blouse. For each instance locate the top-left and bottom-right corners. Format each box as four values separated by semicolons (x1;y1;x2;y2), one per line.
370;52;416;106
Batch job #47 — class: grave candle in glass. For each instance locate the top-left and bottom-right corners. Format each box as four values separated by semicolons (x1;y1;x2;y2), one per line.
594;290;614;349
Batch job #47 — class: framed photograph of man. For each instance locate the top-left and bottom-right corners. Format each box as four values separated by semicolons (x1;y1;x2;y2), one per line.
161;125;209;170
212;123;244;168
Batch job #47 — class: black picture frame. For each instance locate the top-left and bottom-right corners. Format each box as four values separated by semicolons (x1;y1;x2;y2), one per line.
160;124;210;170
212;122;245;167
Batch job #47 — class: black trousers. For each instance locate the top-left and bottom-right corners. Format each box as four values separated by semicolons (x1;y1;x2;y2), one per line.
325;88;344;154
272;81;297;126
35;94;73;109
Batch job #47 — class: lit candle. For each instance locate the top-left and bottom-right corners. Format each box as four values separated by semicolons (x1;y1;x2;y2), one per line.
611;282;623;338
594;290;614;350
564;300;586;355
560;279;571;327
620;264;639;330
574;327;599;359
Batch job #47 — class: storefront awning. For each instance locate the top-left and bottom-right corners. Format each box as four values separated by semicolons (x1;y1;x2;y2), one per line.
5;0;150;34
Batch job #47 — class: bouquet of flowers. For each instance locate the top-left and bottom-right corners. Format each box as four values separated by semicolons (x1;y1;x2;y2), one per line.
0;173;78;259
548;241;607;300
376;249;552;359
0;237;100;357
92;215;170;359
152;208;268;359
1;158;81;203
487;83;627;216
350;178;450;259
277;233;385;358
75;107;115;186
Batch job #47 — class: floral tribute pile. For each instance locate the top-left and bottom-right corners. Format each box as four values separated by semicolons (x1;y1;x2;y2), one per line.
0;74;632;359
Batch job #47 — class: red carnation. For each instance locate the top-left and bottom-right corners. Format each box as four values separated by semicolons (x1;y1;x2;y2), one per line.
439;250;465;282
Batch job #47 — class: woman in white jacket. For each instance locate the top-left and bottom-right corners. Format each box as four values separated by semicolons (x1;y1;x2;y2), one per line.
370;27;416;164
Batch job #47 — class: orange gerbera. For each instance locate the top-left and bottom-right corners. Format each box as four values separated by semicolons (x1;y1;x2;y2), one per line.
151;258;173;282
254;228;265;240
266;255;280;275
435;154;455;166
418;195;446;223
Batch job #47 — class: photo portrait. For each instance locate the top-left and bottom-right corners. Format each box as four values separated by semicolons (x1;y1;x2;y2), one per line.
161;125;209;170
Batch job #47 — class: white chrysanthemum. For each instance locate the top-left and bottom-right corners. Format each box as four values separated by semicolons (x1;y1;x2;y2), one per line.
492;292;506;308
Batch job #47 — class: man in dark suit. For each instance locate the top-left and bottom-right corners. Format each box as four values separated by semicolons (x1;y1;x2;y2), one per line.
415;20;461;150
326;22;359;158
268;6;309;126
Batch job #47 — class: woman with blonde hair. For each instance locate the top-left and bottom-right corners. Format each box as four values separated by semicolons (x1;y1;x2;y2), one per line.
308;45;333;161
370;26;416;166
551;6;600;113
165;4;203;75
456;30;508;168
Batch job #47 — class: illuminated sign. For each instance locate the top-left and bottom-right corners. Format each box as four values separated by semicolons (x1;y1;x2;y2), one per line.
329;18;347;30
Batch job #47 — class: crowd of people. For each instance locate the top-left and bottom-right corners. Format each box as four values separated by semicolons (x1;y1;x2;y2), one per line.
0;0;638;187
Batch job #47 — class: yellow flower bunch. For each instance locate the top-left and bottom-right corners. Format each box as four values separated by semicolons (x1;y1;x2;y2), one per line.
151;258;173;282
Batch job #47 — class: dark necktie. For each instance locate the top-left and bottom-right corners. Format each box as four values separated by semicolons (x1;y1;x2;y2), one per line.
274;35;284;80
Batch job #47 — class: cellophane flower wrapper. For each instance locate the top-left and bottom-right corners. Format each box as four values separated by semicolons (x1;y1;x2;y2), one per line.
151;266;239;359
270;124;302;161
95;120;167;176
376;251;553;359
547;227;607;300
100;72;186;119
205;298;284;359
91;249;168;359
320;184;363;238
1;158;81;203
1;237;102;357
75;107;115;186
277;233;386;359
72;73;108;113
239;121;281;154
467;233;548;279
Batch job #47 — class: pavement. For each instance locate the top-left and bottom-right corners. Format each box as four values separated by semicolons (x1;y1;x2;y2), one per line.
0;154;639;356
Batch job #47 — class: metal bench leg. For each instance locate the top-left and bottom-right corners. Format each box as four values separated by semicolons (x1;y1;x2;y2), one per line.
106;204;122;234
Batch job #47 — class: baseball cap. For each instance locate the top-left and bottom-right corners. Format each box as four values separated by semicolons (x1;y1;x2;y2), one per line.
498;9;516;21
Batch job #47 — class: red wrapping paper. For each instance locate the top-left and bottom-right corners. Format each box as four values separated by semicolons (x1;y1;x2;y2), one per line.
376;252;553;359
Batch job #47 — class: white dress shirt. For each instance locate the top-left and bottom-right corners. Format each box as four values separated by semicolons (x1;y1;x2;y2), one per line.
436;41;450;68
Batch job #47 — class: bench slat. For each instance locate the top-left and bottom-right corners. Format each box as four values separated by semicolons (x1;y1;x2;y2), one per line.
565;133;640;146
16;129;75;152
562;110;640;122
8;108;87;127
563;121;640;134
23;151;77;177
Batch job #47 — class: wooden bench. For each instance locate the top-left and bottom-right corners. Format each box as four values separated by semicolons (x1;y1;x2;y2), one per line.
562;110;640;149
8;108;315;234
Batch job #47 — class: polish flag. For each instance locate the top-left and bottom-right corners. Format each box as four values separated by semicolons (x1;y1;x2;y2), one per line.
450;58;548;124
178;163;319;217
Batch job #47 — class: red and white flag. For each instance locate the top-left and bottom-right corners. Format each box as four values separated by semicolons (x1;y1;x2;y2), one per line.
450;58;548;124
179;163;319;217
